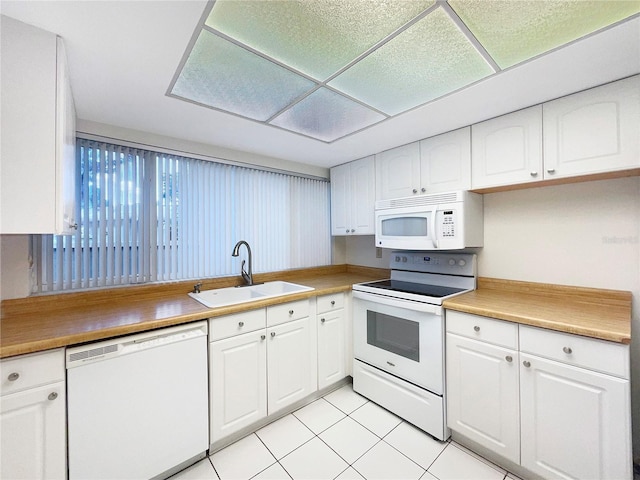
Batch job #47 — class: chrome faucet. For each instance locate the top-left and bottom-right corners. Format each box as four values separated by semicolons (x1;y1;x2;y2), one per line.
231;240;254;286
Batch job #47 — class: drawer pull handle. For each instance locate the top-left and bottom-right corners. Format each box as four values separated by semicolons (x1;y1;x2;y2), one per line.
8;372;19;382
523;361;531;368
48;392;58;401
330;301;335;306
387;361;396;367
473;326;480;332
289;310;294;315
238;321;244;327
563;346;572;354
320;318;326;323
261;334;266;341
271;331;276;338
505;355;513;363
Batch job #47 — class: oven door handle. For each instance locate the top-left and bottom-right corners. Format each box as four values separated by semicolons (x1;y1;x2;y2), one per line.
352;290;441;314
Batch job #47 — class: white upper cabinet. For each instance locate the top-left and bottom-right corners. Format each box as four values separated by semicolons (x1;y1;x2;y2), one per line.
376;130;471;200
0;16;77;234
471;106;543;189
419;127;471;193
543;75;639;179
330;156;375;236
375;143;421;200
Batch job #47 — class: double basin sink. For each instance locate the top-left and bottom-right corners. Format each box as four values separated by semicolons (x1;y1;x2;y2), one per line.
189;281;315;309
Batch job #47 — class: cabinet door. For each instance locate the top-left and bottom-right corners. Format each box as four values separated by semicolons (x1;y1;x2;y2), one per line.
317;309;346;390
330;162;351;236
446;333;520;464
210;330;267;443
520;354;632;480
471;105;543;189
349;156;375;235
543;76;639;179
267;317;317;414
0;17;76;234
0;382;66;480
55;37;77;235
375;142;421;200
419;127;471;193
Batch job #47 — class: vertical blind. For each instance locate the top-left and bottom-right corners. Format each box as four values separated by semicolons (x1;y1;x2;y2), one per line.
33;139;331;292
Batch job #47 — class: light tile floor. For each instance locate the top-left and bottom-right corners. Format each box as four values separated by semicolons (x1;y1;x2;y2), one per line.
171;383;523;480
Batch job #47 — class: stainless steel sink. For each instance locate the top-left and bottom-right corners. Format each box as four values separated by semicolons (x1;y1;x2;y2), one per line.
188;281;314;308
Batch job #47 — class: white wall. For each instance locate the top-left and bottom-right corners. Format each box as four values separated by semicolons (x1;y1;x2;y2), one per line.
0;235;31;300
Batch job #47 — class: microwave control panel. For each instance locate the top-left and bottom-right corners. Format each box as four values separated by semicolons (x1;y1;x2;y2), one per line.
440;210;456;238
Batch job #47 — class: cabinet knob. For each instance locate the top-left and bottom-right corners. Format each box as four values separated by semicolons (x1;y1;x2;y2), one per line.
320;318;326;323
505;355;513;363
261;334;266;341
473;325;480;332
530;171;538;177
271;331;276;338
412;189;418;194
289;310;294;315
330;300;335;306
238;321;244;327
562;346;572;354
351;229;355;233
346;229;349;234
48;392;58;401
8;372;19;382
547;168;556;174
421;187;426;193
523;360;531;368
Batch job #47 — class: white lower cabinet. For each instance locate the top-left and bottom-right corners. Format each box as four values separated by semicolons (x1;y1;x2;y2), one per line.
0;349;66;480
446;311;632;480
317;293;346;390
267;317;317;413
446;333;520;464
210;329;268;443
209;300;317;444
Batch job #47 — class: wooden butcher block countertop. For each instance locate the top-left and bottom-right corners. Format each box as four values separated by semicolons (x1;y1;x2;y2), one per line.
443;277;632;344
0;265;388;359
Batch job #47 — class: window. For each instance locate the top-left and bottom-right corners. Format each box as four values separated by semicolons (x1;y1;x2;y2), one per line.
33;138;331;292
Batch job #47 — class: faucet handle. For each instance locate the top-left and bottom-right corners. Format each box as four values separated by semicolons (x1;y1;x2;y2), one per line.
193;282;202;294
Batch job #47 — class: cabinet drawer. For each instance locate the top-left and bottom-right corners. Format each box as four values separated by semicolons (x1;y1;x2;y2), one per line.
317;293;344;313
209;309;266;342
0;349;65;396
446;311;518;349
519;325;629;379
267;300;310;327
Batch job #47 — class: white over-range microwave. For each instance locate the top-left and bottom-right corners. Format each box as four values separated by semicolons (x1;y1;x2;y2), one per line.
375;190;483;250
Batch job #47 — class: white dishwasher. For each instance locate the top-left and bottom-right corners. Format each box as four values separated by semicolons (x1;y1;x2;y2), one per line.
66;321;209;480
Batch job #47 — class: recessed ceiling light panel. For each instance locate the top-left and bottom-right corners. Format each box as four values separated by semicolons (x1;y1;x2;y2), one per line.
449;0;640;69
205;0;435;80
270;88;386;142
328;7;495;115
171;30;317;121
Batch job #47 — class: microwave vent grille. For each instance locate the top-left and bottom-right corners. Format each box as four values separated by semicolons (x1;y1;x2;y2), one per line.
376;191;461;210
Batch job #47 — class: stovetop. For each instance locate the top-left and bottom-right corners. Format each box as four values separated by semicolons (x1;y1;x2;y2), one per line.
357;279;468;298
352;251;477;305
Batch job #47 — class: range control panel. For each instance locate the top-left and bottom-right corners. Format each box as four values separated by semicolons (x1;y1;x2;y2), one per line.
390;251;476;276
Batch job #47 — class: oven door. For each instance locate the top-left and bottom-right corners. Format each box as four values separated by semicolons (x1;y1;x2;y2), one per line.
352;290;444;394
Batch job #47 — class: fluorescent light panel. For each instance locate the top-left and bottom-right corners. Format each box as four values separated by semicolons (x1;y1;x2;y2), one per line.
169;0;640;142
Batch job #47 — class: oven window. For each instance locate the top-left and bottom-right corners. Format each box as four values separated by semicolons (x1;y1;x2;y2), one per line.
381;217;428;236
366;311;419;362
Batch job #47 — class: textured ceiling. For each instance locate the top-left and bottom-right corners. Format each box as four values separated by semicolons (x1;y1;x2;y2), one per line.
168;0;640;142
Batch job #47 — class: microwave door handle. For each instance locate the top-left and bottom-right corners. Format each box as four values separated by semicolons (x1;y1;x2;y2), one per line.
431;209;439;249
